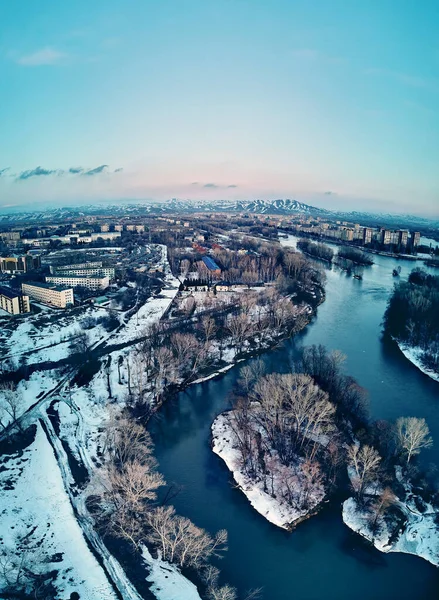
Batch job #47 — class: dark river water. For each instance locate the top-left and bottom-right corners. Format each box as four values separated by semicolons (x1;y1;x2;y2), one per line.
150;238;439;600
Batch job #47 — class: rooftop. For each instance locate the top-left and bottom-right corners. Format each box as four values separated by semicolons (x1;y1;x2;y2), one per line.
0;286;20;299
22;281;72;293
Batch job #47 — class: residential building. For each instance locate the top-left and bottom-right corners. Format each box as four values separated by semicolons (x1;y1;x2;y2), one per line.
380;229;392;245
22;282;74;308
51;266;115;279
411;231;421;249
0;286;30;315
362;227;373;245
201;256;221;278
398;230;409;247
50;261;103;274
46;275;110;290
0;254;41;273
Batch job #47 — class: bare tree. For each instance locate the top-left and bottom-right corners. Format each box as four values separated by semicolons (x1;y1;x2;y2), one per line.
395;417;433;464
0;382;24;432
369;487;396;532
347;444;381;500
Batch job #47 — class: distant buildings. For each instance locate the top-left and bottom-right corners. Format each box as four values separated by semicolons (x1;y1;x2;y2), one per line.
411;231;421;249
362;227;373;245
22;282;74;309
46;275;110;291
0;286;30;315
0;254;41;273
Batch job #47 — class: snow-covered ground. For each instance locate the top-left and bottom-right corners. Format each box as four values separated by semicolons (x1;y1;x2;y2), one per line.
142;547;202;600
108;244;180;344
343;496;439;567
397;342;439;383
212;411;325;530
0;423;117;599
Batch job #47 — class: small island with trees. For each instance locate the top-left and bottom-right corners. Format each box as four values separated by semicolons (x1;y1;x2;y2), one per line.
384;268;439;381
212;345;439;566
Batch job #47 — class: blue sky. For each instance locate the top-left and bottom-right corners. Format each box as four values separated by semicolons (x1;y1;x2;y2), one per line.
0;0;438;215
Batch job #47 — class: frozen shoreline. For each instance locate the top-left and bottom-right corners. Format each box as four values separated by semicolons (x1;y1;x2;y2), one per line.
397;341;439;383
342;496;439;567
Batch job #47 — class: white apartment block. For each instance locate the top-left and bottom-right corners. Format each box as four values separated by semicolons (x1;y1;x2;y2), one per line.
0;286;30;315
22;282;74;308
46;275;110;290
51;267;115;279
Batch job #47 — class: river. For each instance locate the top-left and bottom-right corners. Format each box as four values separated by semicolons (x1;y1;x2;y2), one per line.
149;236;439;600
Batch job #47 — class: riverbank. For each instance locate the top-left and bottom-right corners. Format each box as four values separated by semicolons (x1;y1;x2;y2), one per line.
342;491;439;567
397;341;439;383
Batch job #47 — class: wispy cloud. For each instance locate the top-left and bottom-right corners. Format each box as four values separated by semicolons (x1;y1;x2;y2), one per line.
227;184;238;188
17;166;59;180
15;164;117;181
204;183;219;188
0;168;10;177
365;68;439;91
324;190;336;196
16;47;69;66
83;164;108;176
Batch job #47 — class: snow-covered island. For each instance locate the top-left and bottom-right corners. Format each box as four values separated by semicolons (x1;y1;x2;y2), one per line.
212;410;326;530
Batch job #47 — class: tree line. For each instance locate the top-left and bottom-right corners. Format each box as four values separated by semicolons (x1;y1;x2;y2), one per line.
384;268;439;373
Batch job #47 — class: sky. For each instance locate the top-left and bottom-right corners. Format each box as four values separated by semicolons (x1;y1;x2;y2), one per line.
0;0;438;216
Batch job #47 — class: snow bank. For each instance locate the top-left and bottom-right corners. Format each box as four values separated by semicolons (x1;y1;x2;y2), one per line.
0;423;117;599
212;412;325;530
142;547;202;600
397;342;439;383
342;496;439;567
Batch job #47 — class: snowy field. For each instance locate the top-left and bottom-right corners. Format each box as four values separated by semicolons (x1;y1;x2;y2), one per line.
0;423;117;599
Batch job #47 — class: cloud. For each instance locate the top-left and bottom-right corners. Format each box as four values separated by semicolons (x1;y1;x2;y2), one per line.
192;181;199;185
227;184;238;188
0;168;10;177
14;164;118;181
17;166;59;180
83;164;109;176
17;47;69;66
324;191;336;196
204;183;219;188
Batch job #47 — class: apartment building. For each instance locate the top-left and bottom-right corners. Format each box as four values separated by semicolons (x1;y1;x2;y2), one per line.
0;286;30;315
51;267;115;279
22;282;74;308
50;261;103;274
46;275;110;290
0;254;41;273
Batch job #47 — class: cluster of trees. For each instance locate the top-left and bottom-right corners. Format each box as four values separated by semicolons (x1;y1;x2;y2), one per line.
384;268;439;372
229;365;337;511
123;287;309;406
92;413;258;600
337;247;373;266
297;239;334;262
225;345;437;536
